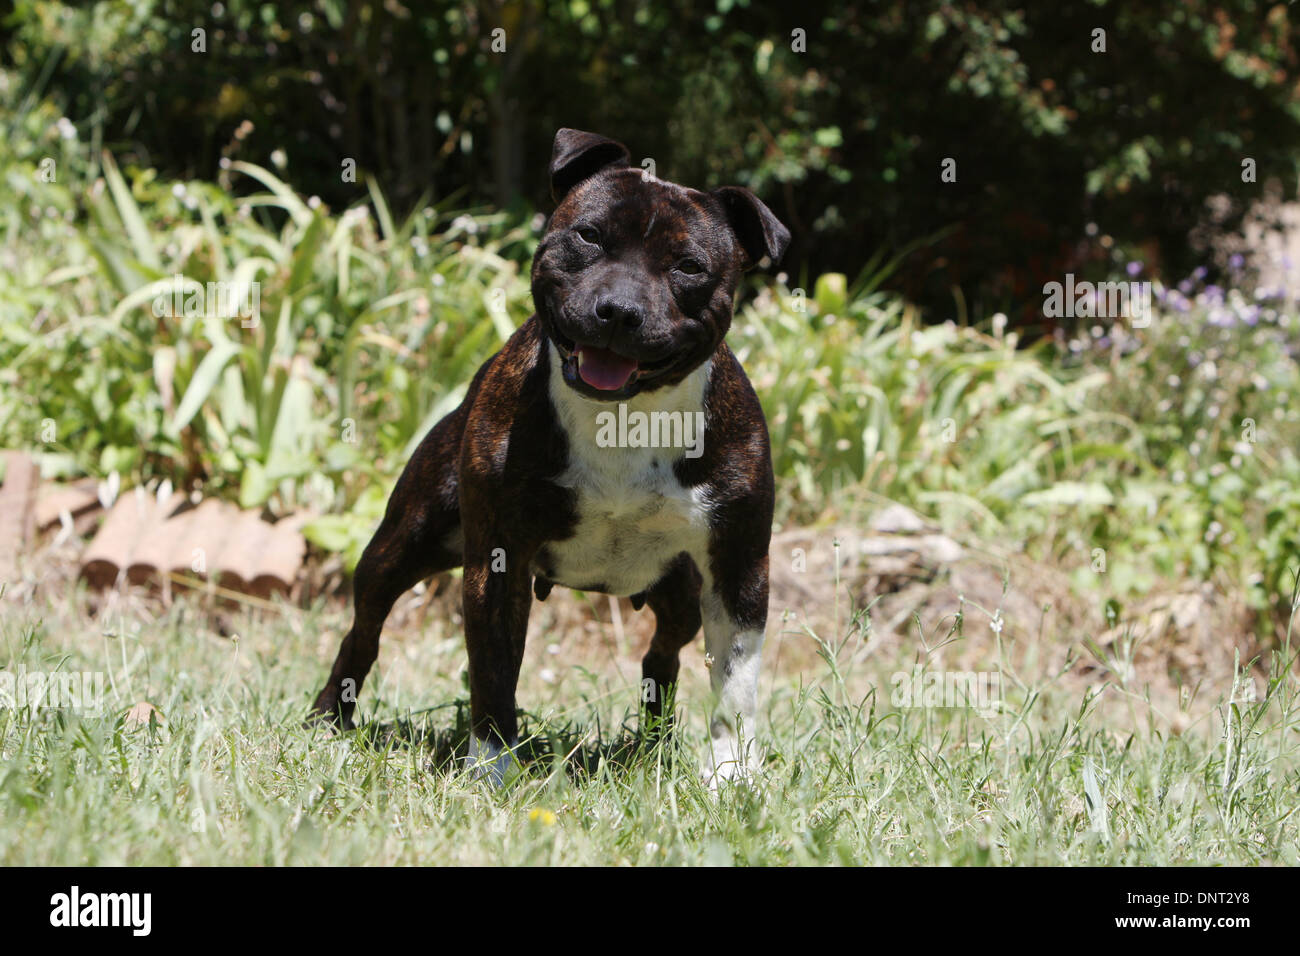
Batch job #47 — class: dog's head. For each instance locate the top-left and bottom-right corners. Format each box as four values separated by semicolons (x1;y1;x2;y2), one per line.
531;128;790;401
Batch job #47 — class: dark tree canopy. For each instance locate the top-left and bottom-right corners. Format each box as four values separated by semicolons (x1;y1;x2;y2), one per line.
5;0;1297;326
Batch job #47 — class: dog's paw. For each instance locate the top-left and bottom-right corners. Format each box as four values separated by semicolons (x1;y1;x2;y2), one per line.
465;735;521;788
304;693;355;733
701;733;762;792
303;711;355;734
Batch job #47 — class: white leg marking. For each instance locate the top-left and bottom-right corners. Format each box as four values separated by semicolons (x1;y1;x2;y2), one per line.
466;734;518;788
701;591;765;787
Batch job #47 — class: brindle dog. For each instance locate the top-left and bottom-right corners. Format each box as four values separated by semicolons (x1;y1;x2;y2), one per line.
310;129;790;785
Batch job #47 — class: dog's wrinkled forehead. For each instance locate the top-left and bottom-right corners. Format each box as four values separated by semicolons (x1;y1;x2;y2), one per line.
549;168;733;259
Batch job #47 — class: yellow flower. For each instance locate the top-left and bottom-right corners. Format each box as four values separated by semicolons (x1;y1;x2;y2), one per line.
528;808;557;826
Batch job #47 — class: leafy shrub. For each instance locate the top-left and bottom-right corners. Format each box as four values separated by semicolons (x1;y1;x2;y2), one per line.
0;92;535;520
1061;265;1300;635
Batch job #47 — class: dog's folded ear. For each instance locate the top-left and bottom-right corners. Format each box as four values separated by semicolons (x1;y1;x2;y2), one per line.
712;186;792;270
550;129;631;203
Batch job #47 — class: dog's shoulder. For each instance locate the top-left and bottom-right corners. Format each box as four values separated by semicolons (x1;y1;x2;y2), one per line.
464;316;548;408
459;317;567;486
675;342;772;500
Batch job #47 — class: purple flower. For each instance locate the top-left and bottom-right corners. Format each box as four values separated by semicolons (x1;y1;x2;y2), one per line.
1126;261;1143;277
1178;280;1193;294
1229;254;1245;271
1192;266;1208;281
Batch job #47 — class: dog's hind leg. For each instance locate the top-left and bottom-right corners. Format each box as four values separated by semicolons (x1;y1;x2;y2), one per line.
308;410;465;730
639;553;703;741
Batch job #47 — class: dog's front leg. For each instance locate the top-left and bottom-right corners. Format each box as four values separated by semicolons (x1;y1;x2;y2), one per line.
461;527;535;787
640;554;704;741
701;540;770;787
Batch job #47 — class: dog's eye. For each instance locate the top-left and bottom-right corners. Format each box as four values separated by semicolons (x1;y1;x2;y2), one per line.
676;258;705;276
575;226;601;246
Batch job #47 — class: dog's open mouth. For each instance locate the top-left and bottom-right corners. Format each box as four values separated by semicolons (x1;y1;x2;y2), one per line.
576;344;637;390
553;334;680;392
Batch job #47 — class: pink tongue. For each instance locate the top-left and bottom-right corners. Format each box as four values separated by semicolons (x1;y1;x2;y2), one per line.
577;346;638;390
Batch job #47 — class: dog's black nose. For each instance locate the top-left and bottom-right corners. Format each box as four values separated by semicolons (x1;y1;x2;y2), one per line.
594;297;644;329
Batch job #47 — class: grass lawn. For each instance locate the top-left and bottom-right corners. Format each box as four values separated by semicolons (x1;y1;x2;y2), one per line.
2;576;1296;867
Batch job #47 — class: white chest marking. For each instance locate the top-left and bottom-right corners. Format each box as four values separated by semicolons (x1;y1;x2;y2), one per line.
539;342;713;596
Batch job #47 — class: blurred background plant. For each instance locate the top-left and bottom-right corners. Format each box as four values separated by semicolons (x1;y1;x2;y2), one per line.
733;254;1300;641
1;62;534;550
